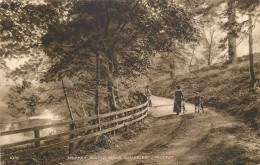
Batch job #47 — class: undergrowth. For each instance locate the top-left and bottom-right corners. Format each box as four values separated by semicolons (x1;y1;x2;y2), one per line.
151;55;260;129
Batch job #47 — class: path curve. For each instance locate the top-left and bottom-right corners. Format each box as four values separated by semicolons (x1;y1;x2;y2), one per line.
61;96;260;165
149;95;195;117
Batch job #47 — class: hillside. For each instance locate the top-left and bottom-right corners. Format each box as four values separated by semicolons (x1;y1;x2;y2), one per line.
151;54;260;129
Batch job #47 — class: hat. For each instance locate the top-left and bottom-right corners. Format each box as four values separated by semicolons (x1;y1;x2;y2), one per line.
176;86;181;89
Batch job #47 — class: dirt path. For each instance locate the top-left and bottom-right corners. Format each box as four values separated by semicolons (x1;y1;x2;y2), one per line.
149;95;194;117
61;96;260;165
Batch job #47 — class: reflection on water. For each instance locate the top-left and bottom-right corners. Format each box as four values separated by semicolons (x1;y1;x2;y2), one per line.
0;110;65;145
0;132;33;146
0;119;63;145
28;109;61;120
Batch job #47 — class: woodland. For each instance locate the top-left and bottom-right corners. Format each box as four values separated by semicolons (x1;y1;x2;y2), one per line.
0;0;259;121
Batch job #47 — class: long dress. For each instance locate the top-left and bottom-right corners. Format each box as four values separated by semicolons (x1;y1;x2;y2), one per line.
174;90;183;113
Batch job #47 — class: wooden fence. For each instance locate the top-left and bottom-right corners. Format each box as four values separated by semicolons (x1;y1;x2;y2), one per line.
0;99;149;160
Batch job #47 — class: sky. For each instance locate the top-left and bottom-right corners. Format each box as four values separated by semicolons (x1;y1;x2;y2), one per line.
236;13;260;56
242;25;260;54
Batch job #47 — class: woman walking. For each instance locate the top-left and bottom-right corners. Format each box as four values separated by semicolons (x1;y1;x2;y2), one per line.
173;86;183;115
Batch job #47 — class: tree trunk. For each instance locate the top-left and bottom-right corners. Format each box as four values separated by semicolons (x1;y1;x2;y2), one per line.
61;79;74;120
189;48;195;72
227;1;237;64
208;42;211;66
208;31;213;66
62;79;76;154
95;53;100;115
107;62;117;111
170;62;174;78
171;55;175;89
102;0;117;111
248;13;255;89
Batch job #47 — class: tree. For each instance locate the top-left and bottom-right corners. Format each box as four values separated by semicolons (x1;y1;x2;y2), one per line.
206;0;259;87
188;43;196;72
236;0;260;89
248;13;255;89
174;0;223;68
194;0;239;64
6;76;96;119
42;0;198;112
0;0;62;58
200;28;221;65
0;0;81;118
226;0;238;63
7;80;39;117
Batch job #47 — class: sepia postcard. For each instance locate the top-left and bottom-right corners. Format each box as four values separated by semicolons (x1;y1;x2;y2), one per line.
0;0;259;164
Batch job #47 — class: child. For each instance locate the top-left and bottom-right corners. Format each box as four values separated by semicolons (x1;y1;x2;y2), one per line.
195;92;204;113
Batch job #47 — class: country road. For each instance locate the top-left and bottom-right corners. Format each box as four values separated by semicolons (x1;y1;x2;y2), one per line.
61;96;260;165
149;95;195;117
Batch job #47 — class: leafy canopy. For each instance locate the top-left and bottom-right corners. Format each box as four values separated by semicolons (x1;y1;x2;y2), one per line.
42;0;198;82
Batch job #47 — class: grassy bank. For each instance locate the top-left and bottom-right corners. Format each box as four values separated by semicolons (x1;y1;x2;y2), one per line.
151;54;260;129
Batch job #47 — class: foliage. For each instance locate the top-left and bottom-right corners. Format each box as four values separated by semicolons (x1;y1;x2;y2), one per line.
200;28;222;65
7;80;40;116
42;0;198;82
39;0;199;112
0;0;64;58
3;0;198;116
6;77;100;118
152;54;260;129
236;0;260;13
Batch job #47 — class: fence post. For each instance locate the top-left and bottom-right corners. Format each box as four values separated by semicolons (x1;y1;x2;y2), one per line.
97;116;100;131
134;109;137;119
93;118;97;132
114;114;118;135
111;115;114;136
141;107;144;122
69;123;75;154
34;129;41;158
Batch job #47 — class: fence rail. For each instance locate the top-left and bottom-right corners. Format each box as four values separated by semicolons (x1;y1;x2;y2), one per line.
0;99;149;160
